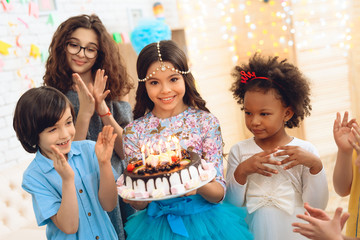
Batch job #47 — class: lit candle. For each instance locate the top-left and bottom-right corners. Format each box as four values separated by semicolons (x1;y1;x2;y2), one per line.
166;136;171;152
158;139;163;155
172;136;181;158
178;141;182;159
146;142;150;156
141;145;146;166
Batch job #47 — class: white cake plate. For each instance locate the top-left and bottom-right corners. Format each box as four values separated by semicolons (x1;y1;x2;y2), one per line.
119;168;217;201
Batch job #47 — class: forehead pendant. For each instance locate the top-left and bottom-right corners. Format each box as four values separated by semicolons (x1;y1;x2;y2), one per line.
138;41;190;82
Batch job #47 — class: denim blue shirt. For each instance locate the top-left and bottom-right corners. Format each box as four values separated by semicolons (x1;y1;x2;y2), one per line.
22;140;117;240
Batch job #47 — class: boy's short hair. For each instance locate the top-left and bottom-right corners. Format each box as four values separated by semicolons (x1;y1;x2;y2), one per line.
13;86;75;153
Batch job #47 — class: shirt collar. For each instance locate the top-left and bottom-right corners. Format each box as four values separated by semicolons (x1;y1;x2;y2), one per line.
35;146;81;173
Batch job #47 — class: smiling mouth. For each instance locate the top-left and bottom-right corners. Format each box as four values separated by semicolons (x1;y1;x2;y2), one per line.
160;96;175;102
73;59;86;65
57;139;70;146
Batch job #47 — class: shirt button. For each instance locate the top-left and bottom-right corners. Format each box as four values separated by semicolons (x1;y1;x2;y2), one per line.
95;236;99;239
79;189;83;193
88;212;91;216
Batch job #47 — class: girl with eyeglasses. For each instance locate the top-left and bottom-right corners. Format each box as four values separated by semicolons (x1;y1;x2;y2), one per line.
43;14;134;240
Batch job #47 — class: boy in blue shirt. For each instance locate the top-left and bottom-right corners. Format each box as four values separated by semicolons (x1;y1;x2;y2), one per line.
13;86;118;239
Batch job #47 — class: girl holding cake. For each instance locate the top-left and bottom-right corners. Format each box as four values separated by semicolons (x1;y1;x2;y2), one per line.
225;53;329;240
121;40;253;240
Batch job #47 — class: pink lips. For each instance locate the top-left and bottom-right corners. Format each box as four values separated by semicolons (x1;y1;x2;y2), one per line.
160;96;175;103
73;59;86;66
252;129;264;134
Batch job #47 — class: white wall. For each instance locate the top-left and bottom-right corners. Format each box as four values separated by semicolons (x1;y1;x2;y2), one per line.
0;0;179;169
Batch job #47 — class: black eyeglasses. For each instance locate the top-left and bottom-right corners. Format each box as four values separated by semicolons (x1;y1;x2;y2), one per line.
66;42;99;59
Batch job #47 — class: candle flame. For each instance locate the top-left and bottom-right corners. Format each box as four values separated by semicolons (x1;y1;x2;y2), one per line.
172;136;179;143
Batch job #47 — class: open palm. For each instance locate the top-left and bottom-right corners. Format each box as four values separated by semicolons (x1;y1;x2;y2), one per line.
95;125;117;165
333;112;356;152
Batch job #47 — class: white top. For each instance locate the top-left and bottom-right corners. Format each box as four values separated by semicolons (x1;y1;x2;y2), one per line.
225;137;329;240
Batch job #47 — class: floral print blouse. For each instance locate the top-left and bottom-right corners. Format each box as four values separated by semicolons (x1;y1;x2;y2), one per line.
123;107;225;188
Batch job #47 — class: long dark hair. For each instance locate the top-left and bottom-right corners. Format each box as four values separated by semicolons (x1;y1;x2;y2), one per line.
13;86;75;153
43;14;133;100
133;40;209;119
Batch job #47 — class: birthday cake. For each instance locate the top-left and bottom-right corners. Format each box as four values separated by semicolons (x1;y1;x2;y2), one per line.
117;149;215;200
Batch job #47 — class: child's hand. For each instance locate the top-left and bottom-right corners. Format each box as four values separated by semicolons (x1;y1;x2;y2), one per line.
238;149;280;178
333;111;357;153
93;69;111;116
292;205;349;240
73;73;95;117
303;202;330;221
95;125;117;166
275;146;323;174
50;145;74;181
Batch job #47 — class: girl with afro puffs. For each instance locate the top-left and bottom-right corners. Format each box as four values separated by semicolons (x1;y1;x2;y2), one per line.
225;53;329;240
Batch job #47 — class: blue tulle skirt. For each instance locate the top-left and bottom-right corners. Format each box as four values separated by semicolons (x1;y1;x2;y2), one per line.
125;195;253;240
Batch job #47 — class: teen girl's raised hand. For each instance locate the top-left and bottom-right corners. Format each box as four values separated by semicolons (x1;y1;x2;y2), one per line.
73;69;111;117
73;73;95;118
93;69;111;116
274;146;323;174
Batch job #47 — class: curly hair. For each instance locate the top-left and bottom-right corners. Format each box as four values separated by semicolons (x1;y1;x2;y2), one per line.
230;53;311;128
43;14;133;100
133;40;209;119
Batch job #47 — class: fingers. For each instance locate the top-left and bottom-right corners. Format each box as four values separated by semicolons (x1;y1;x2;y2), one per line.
341;111;349;127
303;202;316;215
303;202;330;220
340;212;350;229
352;123;360;138
73;73;87;90
103;89;111;99
350;126;360;153
99;125;117;145
333;207;344;221
348;118;358;127
94;69;108;87
332;207;349;230
259;148;278;156
295;213;317;225
50;145;66;162
333;112;341;132
257;168;277;177
274;146;296;157
292;224;314;239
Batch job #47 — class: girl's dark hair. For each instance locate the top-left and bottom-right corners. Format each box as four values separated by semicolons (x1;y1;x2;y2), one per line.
230;53;311;128
13;86;75;153
43;14;133;99
133;40;209;119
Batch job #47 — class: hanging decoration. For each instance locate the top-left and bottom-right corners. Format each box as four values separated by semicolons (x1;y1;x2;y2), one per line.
29;44;40;58
0;41;12;55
